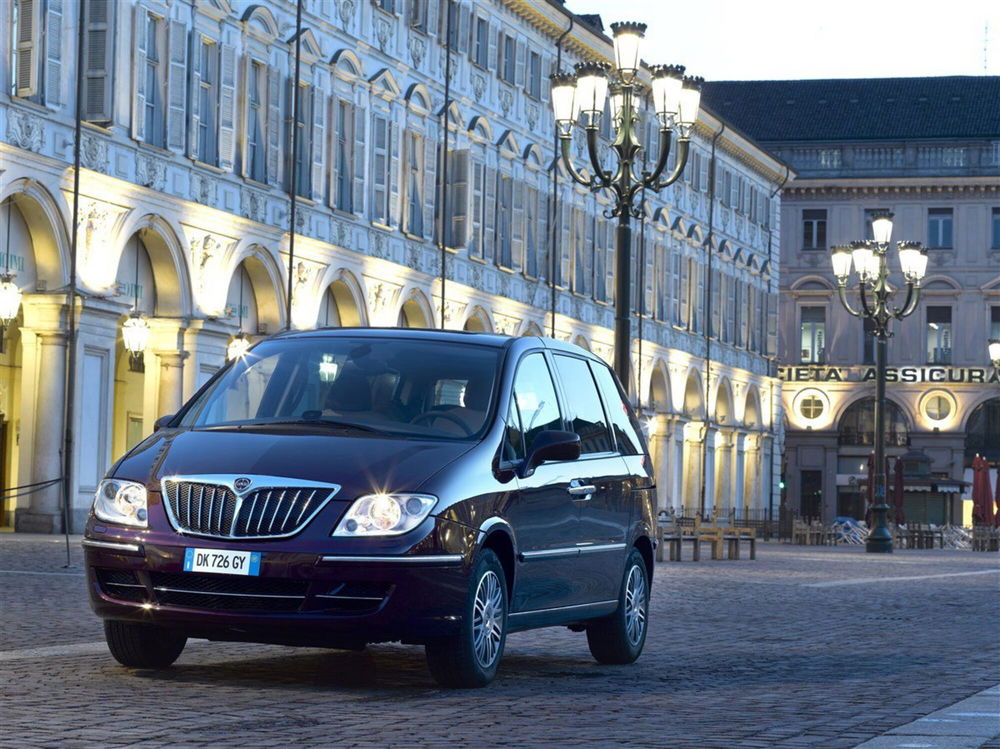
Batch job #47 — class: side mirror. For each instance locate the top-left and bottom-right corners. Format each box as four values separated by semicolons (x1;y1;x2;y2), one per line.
154;414;175;431
520;430;581;478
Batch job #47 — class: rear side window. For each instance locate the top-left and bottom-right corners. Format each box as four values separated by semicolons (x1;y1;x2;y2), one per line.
552;355;614;455
590;362;644;455
512;353;562;454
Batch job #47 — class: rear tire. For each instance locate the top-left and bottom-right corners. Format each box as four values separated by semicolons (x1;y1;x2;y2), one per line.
104;620;187;669
425;549;507;688
586;548;649;665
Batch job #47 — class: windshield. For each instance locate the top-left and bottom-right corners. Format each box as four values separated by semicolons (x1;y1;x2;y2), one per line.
179;337;502;440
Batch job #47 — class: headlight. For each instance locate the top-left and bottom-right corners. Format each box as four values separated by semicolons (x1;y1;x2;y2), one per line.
332;493;437;537
93;479;148;528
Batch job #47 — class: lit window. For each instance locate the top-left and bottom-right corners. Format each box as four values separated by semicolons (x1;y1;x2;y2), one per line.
800;307;826;364
926;306;952;364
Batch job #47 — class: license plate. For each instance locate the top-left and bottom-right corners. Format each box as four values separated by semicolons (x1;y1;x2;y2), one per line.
183;548;261;576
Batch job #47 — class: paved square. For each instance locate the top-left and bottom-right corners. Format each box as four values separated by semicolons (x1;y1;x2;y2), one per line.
1;535;997;747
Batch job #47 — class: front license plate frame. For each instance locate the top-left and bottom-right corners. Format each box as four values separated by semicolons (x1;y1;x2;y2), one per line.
183;548;262;576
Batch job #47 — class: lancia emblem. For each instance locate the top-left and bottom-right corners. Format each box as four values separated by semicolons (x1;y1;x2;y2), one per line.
233;477;252;492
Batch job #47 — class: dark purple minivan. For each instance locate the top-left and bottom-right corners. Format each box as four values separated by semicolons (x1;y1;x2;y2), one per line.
83;329;655;687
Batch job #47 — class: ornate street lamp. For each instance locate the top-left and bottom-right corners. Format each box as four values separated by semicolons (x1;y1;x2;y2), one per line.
121;238;150;369
0;199;23;329
830;211;928;553
227;265;251;361
551;22;700;386
989;339;1000;369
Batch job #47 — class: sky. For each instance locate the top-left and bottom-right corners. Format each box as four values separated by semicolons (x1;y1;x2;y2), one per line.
565;0;1000;81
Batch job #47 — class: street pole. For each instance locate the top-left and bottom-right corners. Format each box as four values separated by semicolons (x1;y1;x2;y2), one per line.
869;326;892;553
613;177;632;385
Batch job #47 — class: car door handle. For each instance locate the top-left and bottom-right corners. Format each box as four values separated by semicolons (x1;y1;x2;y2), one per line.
567;482;596;499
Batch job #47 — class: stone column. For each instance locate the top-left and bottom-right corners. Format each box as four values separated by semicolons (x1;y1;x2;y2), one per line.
646;414;670;513
671;420;685;514
149;320;189;419
15;297;68;532
733;431;747;518
702;426;716;518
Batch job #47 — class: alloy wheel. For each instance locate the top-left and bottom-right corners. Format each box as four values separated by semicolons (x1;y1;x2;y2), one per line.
624;564;647;647
472;570;504;668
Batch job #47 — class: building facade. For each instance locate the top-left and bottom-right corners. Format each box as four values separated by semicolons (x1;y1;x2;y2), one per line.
704;76;1000;525
0;0;785;532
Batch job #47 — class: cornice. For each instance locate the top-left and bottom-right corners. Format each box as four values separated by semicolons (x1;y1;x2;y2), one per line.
785;178;1000;198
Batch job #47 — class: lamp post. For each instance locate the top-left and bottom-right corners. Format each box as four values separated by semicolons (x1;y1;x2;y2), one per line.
550;22;700;386
830;212;928;553
989;339;1000;369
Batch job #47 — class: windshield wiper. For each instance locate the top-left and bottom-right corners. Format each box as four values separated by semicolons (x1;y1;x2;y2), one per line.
239;419;383;434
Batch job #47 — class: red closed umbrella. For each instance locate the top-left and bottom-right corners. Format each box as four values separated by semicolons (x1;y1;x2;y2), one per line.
892;457;905;525
982;461;995;527
971;455;994;526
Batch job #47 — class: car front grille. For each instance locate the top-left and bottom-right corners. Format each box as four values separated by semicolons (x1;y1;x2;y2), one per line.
96;568;147;603
162;477;338;539
151;572;310;613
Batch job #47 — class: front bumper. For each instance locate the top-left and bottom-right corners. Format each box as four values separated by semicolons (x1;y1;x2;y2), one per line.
83;536;471;647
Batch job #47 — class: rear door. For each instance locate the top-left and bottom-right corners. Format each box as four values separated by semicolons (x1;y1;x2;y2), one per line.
551;354;631;603
505;352;584;613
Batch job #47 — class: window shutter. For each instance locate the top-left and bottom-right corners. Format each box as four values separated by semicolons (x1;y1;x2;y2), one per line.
14;0;39;98
44;0;62;106
449;150;469;248
266;67;282;185
310;87;325;201
514;40;525;89
166;20;188;151
512;176;524;270
352;102;366;215
487;23;498;72
559;201;571;286
483;165;497;261
458;6;471;53
389;120;401;227
186;33;202;158
422;123;437;239
83;0;114;122
131;6;147;141
218;44;237;170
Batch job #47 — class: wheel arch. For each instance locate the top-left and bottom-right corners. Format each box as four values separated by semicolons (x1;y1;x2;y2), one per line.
632;535;654;585
477;519;517;600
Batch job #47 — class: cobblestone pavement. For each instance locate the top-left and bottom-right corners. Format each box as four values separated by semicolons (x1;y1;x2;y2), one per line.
1;534;998;748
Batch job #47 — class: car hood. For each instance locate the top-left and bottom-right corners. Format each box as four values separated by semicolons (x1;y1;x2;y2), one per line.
115;427;475;499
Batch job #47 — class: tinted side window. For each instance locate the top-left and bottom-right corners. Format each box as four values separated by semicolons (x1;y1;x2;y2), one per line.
553;355;614;455
513;353;563;454
590;362;644;455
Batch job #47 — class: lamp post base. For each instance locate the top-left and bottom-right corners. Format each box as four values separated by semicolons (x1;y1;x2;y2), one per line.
865;514;894;554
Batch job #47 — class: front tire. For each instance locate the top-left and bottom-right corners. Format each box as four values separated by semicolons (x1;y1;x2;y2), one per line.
586;547;649;664
104;620;187;669
425;549;507;688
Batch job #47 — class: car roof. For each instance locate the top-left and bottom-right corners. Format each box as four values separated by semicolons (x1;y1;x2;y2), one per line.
268;327;600;360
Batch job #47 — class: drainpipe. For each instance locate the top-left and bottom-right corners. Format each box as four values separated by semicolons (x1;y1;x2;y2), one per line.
765;164;791;528
285;0;304;330
438;0;453;328
549;16;573;337
697;122;724;518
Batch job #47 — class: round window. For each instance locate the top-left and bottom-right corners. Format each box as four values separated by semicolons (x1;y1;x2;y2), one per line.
925;394;951;421
800;395;825;420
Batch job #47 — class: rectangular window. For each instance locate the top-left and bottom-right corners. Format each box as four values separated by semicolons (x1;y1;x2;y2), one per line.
800;307;826;364
525;185;539;277
246;61;266;182
333;99;353;212
442;0;460;48
800;470;823;519
527;50;541;99
802;209;827;250
672;254;682;326
991;306;1000;341
496;172;513;267
991;207;1000;249
473;17;489;67
197;39;218;165
862;317;876;365
500;34;516;83
143;13;164;147
292;83;312;198
404;131;424;237
408;0;427;31
926;306;952;363
375;0;397;13
927;208;953;249
371;114;390;225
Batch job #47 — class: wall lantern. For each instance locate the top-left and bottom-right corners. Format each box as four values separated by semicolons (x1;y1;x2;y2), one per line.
0;200;23;329
121;237;149;368
227;332;251;361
